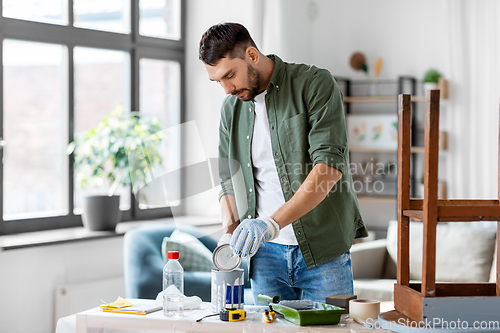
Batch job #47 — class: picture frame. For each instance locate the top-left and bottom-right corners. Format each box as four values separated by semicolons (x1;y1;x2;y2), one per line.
346;114;398;149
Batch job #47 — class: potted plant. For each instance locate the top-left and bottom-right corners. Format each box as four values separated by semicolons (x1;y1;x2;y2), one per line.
423;69;442;92
68;106;163;231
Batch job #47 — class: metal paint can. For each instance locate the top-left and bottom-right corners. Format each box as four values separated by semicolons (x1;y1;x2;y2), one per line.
211;268;245;313
212;243;241;271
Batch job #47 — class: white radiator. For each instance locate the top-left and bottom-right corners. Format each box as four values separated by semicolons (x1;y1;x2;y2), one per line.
55;277;124;323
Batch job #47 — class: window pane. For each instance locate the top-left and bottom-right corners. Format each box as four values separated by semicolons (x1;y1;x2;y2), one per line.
74;0;130;34
74;47;130;212
139;0;181;40
3;0;67;25
3;40;68;220
138;58;181;208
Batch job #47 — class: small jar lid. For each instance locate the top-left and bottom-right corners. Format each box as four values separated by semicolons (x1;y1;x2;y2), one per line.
167;251;179;260
212;244;241;271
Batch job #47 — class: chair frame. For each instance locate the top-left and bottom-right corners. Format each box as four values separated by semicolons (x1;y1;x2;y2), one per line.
394;91;500;322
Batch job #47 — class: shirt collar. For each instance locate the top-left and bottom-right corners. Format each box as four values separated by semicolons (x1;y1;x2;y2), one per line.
266;54;285;92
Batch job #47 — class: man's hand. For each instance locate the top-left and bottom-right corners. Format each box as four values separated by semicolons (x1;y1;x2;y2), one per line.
217;233;232;247
230;217;280;258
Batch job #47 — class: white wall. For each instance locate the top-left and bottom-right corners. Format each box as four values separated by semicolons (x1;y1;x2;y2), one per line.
0;238;124;333
281;0;448;80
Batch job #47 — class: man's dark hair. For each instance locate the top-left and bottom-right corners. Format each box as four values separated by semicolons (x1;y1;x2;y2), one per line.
199;22;258;66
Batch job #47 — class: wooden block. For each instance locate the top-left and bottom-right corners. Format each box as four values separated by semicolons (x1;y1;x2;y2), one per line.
438;182;447;200
394;283;424;321
325;294;357;313
437;77;448;99
439;131;448;150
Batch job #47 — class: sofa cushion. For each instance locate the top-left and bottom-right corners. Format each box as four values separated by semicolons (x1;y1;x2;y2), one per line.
353;279;395;302
162;229;215;272
386;220;496;282
351;239;388;279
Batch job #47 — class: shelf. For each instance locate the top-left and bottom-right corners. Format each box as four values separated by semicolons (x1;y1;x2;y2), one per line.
340;77;449;213
357;196;397;203
349;147;397;153
349;146;443;153
343;96;426;103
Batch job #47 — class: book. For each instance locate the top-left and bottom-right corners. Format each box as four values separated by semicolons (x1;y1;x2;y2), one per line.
101;298;162;315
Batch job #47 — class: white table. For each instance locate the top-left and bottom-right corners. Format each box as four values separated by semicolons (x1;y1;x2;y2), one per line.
56;300;387;333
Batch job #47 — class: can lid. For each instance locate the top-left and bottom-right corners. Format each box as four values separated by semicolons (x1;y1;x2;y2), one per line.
167;251;179;260
212;244;241;271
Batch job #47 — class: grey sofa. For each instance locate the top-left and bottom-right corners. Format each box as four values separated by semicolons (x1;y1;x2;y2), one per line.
351;220;498;301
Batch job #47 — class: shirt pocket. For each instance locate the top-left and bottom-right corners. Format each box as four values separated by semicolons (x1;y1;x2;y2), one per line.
283;112;308;152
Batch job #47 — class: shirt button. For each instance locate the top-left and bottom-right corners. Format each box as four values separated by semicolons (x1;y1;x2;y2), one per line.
274;152;279;157
249;108;252;112
271;126;275;130
297;231;302;236
248;215;252;219
249;188;253;192
246;135;250;139
281;177;286;182
247;163;251;167
276;85;279;90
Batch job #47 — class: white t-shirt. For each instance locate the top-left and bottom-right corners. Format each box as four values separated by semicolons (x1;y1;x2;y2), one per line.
251;91;298;245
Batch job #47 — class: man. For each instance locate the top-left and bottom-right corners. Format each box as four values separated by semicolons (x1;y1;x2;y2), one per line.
199;22;368;303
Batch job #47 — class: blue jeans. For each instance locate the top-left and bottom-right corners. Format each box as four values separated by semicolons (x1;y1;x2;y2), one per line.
250;242;353;303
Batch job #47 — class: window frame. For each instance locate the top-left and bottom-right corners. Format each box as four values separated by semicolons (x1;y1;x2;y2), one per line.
0;0;185;235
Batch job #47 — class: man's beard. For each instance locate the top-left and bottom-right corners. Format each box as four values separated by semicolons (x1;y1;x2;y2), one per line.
237;64;261;102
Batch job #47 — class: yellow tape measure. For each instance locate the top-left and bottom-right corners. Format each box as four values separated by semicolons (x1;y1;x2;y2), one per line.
219;308;246;321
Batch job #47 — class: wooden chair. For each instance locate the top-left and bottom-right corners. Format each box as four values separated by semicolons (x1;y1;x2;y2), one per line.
394;90;500;324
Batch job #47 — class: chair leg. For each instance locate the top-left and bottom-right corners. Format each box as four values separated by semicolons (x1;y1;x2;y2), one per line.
421;90;440;297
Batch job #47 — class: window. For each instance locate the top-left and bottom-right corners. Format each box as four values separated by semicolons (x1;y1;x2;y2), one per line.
3;40;68;220
3;0;67;25
138;58;181;210
73;47;131;212
0;1;184;234
139;0;181;40
74;0;130;33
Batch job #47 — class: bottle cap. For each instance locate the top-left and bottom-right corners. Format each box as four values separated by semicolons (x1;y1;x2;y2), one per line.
167;251;179;260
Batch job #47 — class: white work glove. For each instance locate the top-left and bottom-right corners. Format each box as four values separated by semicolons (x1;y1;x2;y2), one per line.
218;233;232;247
230;217;280;258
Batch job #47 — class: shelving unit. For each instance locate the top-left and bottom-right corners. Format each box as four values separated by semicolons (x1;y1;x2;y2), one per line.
357;196;397;203
336;76;420;199
349;146;445;154
334;77;449;236
344;96;426;103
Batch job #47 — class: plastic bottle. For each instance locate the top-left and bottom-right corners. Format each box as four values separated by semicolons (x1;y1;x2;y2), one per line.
163;251;184;316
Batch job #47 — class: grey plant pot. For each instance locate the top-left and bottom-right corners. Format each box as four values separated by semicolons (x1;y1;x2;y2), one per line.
82;195;121;231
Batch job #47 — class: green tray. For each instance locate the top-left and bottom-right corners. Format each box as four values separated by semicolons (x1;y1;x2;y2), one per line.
258;295;345;326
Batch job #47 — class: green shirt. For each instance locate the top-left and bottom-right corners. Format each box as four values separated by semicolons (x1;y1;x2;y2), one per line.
218;55;368;268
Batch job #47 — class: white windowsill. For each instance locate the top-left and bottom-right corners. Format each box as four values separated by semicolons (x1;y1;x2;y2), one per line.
0;216;222;251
